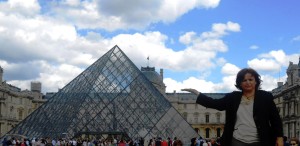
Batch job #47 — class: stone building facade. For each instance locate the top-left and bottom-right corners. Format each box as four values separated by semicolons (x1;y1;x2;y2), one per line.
272;58;300;139
0;66;46;137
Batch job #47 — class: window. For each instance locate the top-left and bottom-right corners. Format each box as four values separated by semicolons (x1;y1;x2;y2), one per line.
18;109;23;120
217;128;221;137
205;128;210;138
290;73;294;85
216;113;221;123
205;114;209;123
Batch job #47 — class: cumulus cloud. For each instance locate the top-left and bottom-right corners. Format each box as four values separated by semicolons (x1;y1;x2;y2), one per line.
165;63;239;93
8;63;84;92
200;21;240;39
0;10;108;67
32;0;221;31
248;49;299;73
221;63;240;75
0;5;241;93
179;31;196;45
0;0;296;95
0;20;240;94
174;21;241;71
0;0;41;16
260;74;283;91
165;77;217;93
165;71;238;93
248;58;281;72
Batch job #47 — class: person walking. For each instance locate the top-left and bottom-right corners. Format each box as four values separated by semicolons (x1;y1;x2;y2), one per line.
182;68;283;146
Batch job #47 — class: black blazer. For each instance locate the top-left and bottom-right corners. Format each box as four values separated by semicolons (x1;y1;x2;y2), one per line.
196;90;283;146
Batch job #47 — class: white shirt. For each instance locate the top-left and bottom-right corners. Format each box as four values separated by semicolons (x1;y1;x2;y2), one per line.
233;96;259;143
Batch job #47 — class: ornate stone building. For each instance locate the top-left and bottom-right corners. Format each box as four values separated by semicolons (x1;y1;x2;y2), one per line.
272;58;300;139
0;66;46;137
141;66;225;139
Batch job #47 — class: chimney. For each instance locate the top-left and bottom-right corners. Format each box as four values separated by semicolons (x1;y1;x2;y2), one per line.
160;68;164;79
0;66;3;83
277;82;283;87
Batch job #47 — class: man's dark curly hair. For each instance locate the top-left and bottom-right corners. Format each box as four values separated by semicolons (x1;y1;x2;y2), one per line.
235;68;262;91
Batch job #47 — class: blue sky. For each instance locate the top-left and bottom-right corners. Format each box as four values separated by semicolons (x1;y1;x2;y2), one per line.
0;0;299;93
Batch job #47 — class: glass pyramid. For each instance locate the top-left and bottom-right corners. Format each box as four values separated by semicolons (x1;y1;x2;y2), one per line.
6;45;199;144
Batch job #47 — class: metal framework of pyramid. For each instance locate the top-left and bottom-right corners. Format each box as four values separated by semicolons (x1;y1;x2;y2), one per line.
7;45;199;143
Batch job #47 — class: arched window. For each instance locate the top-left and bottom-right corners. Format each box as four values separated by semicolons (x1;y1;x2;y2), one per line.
205;128;210;138
217;128;222;137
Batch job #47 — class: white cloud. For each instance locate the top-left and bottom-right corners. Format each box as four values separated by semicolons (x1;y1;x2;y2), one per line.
292;35;300;42
0;0;40;17
179;31;196;45
165;71;238;93
201;21;240;39
221;63;240;75
0;10;241;93
249;50;299;73
248;58;281;72
258;50;286;65
172;21;240;71
165;77;217;93
0;0;296;95
260;74;281;91
158;0;220;23
250;45;259;50
22;0;220;31
63;0;81;7
8;62;83;93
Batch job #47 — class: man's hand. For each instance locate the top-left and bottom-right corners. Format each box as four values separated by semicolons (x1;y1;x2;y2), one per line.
181;88;200;95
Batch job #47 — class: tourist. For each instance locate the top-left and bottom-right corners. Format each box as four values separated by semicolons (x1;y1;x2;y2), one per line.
182;68;284;146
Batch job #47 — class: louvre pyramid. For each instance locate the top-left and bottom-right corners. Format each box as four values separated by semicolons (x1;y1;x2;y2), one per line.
7;45;199;143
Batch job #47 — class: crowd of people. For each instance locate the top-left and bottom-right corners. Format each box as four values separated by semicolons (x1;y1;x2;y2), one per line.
1;136;139;146
0;136;184;146
2;136;300;146
0;136;182;146
190;137;220;146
